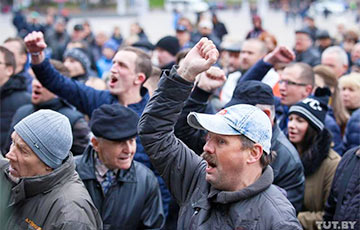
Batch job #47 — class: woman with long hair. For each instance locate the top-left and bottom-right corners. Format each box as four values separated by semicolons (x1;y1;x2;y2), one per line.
313;65;349;135
287;88;341;230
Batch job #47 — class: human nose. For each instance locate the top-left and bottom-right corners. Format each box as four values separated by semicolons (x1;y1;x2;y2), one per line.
6;146;17;162
203;140;215;154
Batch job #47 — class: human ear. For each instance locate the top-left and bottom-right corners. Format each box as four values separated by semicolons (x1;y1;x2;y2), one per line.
247;143;263;164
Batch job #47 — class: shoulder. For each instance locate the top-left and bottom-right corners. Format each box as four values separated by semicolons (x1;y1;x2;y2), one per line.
259;185;299;223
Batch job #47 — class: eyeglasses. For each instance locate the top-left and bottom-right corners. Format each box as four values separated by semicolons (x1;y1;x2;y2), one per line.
278;79;308;87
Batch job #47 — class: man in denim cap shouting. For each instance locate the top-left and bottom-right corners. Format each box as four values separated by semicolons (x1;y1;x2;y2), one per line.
139;38;302;229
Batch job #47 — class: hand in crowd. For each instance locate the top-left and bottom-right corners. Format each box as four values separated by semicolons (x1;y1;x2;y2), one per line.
196;66;226;92
177;37;219;82
24;31;47;64
263;46;295;66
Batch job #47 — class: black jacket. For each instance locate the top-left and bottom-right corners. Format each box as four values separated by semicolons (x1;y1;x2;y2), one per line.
324;146;360;230
75;146;165;230
6;98;90;155
295;46;321;67
0;75;30;155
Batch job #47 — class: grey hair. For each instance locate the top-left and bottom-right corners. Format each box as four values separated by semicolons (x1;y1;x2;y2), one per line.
322;46;349;66
256;104;275;121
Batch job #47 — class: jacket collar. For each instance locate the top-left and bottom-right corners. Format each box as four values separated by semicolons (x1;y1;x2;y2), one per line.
208;166;274;204
76;145;137;183
0;75;27;98
33;98;65;111
128;87;149;116
8;153;76;206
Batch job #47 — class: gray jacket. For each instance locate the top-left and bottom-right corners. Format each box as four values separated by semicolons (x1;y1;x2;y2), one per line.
1;154;103;230
138;68;303;230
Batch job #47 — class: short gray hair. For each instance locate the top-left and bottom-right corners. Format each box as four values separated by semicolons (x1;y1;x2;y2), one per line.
255;104;275;121
322;46;349;66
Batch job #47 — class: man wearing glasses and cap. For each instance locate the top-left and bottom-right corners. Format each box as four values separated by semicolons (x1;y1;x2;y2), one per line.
138;38;301;229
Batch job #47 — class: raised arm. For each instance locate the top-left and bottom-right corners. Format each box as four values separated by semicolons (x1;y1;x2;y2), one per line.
24;31;110;116
138;38;219;203
239;46;295;83
175;66;226;155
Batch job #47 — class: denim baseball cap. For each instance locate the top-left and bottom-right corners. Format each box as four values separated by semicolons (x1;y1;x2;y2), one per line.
187;104;272;154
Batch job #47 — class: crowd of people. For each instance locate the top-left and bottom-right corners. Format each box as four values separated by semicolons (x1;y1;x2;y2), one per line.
0;5;359;230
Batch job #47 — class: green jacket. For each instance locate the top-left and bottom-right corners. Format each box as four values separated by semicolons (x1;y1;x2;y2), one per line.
0;154;103;230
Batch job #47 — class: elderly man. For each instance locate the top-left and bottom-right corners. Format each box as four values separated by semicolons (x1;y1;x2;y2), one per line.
294;29;321;67
321;46;348;79
24;31;171;216
138;38;301;229
75;104;165;229
0;110;102;229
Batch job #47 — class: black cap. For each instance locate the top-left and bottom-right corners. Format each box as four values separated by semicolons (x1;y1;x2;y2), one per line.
225;80;275;108
132;40;155;53
90;104;139;141
295;27;311;36
155;36;180;56
74;24;84;31
289;87;331;131
316;30;331;39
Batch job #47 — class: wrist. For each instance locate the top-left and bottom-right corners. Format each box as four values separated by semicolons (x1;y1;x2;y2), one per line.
177;65;194;83
30;51;45;64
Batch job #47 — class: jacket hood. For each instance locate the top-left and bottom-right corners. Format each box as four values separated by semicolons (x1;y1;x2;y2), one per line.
0;75;27;98
208;165;274;204
301;128;332;177
8;153;76;206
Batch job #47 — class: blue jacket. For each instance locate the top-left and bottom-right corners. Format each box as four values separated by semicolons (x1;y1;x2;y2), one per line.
31;58;171;216
343;109;360;153
239;59;343;154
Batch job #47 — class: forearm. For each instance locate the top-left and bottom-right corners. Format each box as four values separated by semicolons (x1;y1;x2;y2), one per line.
175;86;210;155
139;67;205;202
238;59;273;83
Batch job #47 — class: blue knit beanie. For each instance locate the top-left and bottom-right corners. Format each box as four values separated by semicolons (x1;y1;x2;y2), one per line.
14;110;73;169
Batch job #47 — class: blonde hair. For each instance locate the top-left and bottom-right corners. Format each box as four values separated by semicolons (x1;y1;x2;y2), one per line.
339;73;360;90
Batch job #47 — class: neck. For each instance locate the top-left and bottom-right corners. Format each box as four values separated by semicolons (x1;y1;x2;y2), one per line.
234;166;262;191
0;76;10;87
117;87;142;106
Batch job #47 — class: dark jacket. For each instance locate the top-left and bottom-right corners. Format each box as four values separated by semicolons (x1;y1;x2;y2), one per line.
1;154;103;230
239;59;343;154
138;67;302;230
174;85;305;213
6;98;90;155
75;146;165;230
342;109;360;153
323;146;360;230
31;58;171;216
295;47;321;67
0;75;31;155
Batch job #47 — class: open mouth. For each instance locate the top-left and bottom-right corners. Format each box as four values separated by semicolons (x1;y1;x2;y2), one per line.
201;152;217;168
109;75;118;87
32;89;41;97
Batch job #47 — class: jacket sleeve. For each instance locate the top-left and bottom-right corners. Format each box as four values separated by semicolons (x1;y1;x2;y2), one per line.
238;59;273;83
298;211;324;229
138;67;207;205
174;86;210;155
31;58;111;116
325;114;343;155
